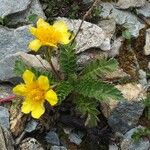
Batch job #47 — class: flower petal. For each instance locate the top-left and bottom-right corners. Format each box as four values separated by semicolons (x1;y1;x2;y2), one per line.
31;101;45;119
45;89;58;106
29;26;37;35
53;21;68;33
45;42;57;48
38;75;49;91
28;39;42;52
60;32;72;44
37;18;50;29
13;84;26;96
21;98;32;114
23;70;35;84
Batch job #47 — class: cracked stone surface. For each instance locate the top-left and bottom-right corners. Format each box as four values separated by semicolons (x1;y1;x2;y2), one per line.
0;126;14;150
121;126;150;150
101;83;146;134
98;18;116;39
7;0;46;25
136;1;150;18
116;0;146;9
99;3;145;37
0;25;33;60
0;52;51;81
58;18;108;53
0;0;31;18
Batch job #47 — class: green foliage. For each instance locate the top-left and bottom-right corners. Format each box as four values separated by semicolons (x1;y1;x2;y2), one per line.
27;14;38;23
0;16;9;26
122;29;131;40
144;93;150;120
14;59;55;83
74;77;123;102
75;95;99;127
60;43;77;79
132;127;150;142
81;58;118;79
56;81;73;102
14;59;27;76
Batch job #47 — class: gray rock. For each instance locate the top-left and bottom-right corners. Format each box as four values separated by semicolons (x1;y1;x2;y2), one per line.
0;84;13;99
0;0;31;18
109;37;124;57
99;3;145;37
109;144;119;150
68;132;82;145
51;146;67;150
0;106;9;129
19;138;44;150
45;131;60;146
99;37;111;51
0;52;51;81
57;18;108;53
121;126;150;150
0;25;33;60
116;0;146;9
136;1;150;18
0;126;14;150
138;69;148;87
8;0;46;25
108;101;144;134
144;28;150;55
25;120;38;133
98;18;116;39
106;83;146;134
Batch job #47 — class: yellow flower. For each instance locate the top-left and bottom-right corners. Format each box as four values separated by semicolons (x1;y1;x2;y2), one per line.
13;70;58;119
28;18;72;51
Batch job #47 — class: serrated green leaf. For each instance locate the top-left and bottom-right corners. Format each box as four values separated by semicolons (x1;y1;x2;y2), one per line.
80;58;118;79
75;95;99;127
74;78;123;101
14;59;27;76
56;81;73;103
59;43;77;79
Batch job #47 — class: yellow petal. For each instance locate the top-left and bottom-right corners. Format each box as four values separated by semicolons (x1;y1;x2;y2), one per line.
53;21;68;33
45;89;58;106
21;98;32;114
23;70;35;84
37;18;50;29
38;75;49;91
28;39;42;52
29;26;37;35
60;32;72;44
45;42;57;48
13;84;26;96
31;101;45;119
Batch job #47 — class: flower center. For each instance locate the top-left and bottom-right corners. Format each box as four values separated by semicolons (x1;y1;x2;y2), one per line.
36;27;62;44
26;82;45;102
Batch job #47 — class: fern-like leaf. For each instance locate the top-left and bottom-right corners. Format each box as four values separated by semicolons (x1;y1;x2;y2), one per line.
81;58;118;79
74;78;123;101
56;81;73;103
59;43;77;79
75;95;99;127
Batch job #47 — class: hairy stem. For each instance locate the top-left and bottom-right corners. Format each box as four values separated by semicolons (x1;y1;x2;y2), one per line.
46;49;62;80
